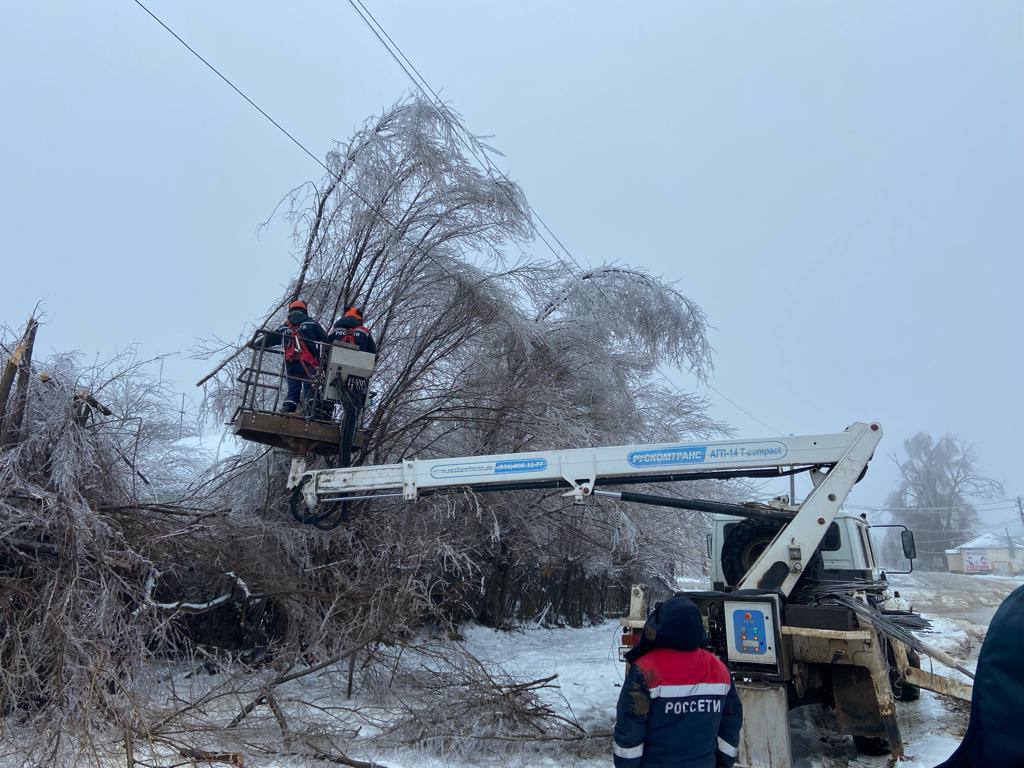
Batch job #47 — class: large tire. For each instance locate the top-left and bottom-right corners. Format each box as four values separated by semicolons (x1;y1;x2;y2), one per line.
896;649;922;702
721;518;822;589
721;519;785;586
852;735;890;756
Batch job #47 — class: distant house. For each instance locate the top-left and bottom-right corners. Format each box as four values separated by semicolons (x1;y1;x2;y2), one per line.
946;532;1024;575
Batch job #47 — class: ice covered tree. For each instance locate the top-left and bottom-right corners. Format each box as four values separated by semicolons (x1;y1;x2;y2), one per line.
204;94;727;624
886;432;1003;570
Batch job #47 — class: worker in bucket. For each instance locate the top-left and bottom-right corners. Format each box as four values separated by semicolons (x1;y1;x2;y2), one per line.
936;583;1024;767
328;305;376;354
252;299;329;414
613;595;743;768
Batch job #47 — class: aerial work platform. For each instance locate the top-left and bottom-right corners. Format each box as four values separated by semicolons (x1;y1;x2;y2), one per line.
229;337;374;461
232;409;361;457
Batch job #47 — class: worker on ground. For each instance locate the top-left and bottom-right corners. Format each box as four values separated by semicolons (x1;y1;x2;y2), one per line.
252;299;329;414
936;583;1024;767
613;594;742;768
328;305;376;354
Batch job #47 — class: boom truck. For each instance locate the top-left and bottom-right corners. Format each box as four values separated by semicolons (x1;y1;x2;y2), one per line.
276;421;973;767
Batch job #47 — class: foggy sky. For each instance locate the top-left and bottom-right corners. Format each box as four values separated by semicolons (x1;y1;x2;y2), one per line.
2;2;1021;529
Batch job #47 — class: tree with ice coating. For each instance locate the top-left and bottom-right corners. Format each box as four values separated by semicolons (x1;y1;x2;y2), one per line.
206;94;727;623
886;432;1003;570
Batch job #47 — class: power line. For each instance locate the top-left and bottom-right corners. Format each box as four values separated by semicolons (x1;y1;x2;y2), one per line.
656;371;783;436
704;381;784;436
130;0;465;285
352;0;776;444
849;500;1019;513
877;518;1023;535
132;2;324;188
133;0;872;452
345;0;621;315
346;0;584;273
349;0;757;431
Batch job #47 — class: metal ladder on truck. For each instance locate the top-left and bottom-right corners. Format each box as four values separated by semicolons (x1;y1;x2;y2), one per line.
287;422;971;767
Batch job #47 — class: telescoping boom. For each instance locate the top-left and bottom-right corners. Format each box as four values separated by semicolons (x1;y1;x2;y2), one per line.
288;422;883;597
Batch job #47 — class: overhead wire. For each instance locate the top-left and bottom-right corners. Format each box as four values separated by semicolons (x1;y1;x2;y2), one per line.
347;0;690;373
345;0;586;274
893;521;1021;534
134;0;903;462
347;0;797;446
130;0;471;286
850;499;1019;512
656;371;784;437
705;381;784;436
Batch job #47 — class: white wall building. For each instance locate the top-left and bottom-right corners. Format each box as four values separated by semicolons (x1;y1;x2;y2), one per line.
946;532;1024;575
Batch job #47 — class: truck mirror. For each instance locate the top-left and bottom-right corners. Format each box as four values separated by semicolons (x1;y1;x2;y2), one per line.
901;530;917;560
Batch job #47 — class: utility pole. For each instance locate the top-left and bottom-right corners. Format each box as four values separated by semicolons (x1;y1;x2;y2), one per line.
178;393;186;440
789;435;797;505
1017;496;1024;527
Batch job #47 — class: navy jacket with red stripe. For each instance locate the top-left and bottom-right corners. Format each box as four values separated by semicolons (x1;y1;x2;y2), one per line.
614;596;742;768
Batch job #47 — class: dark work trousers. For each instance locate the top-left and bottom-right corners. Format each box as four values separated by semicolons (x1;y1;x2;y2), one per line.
283;365;315;413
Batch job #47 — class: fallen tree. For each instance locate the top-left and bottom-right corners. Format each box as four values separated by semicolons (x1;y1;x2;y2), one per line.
201;94;730;628
0;322;603;766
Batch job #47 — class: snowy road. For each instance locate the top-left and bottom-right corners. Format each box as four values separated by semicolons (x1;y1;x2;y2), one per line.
422;571;1021;768
450;622;962;768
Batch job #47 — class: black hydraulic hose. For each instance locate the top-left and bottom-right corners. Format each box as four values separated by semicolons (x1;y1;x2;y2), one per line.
289;477;353;529
598;489;795;522
339;404;357;468
312;502;349;529
596;465;816;486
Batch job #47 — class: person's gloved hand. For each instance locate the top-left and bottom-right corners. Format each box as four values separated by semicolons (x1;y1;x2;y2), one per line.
248;330;267;349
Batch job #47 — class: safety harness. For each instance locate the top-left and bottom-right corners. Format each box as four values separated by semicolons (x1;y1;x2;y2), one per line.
284;322;319;375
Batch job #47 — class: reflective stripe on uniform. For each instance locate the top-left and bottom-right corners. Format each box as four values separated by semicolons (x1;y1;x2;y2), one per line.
613;742;644;759
648;683;731;699
717;736;739;757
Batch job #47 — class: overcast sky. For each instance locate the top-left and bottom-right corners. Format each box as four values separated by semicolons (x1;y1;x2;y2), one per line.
2;2;1021;525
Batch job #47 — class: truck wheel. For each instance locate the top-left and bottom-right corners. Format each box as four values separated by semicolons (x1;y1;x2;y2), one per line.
721;518;822;588
896;650;922;702
852;735;890;756
721;519;783;586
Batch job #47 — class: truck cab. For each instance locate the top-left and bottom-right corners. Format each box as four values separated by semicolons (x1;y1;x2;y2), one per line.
709;511;882;591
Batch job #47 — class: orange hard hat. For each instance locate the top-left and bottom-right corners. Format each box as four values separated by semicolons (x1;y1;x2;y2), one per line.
288;299;308;312
343;305;363;320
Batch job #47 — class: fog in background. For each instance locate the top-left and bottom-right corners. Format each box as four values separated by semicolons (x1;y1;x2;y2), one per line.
3;1;1021;526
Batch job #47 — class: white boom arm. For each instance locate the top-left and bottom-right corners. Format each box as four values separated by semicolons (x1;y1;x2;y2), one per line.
289;422;883;596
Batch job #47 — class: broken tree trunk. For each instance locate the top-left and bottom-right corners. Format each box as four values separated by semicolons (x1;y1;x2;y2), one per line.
0;316;39;446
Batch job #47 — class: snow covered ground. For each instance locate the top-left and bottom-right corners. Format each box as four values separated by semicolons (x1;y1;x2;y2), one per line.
4;572;1017;767
310;571;1017;768
383;571;1020;768
435;623;965;768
